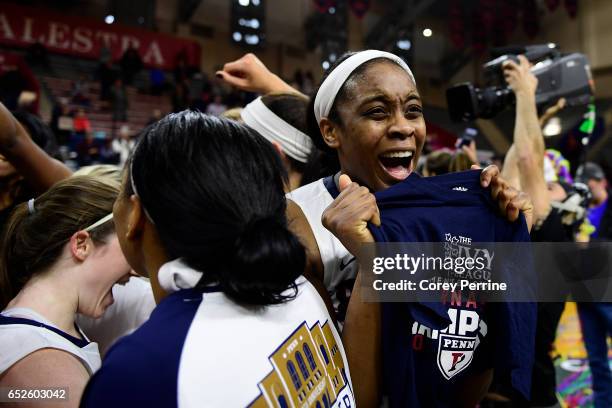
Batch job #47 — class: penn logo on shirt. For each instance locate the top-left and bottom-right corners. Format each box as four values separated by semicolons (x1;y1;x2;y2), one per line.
436;333;476;380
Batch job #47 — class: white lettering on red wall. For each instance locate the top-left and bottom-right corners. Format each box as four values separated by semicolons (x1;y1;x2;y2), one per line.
0;4;201;70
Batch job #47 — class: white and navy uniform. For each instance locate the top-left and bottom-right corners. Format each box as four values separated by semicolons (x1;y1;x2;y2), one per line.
0;308;101;375
82;259;355;408
77;276;156;356
287;176;357;322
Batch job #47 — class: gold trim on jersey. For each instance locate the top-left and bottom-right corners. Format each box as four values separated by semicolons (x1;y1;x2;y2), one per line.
250;320;348;407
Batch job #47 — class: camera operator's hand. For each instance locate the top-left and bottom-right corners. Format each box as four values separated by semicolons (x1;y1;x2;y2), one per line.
503;55;538;97
502;56;549;224
216;53;303;95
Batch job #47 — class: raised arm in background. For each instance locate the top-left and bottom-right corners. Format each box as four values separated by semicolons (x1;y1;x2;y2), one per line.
216;53;306;96
0;102;72;193
501;55;550;222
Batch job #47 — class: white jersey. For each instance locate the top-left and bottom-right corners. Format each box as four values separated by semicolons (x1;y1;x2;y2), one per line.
0;307;101;375
287;177;358;320
81;259;355;408
77;276;155;356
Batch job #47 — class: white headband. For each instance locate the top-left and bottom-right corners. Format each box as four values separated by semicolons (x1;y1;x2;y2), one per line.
313;50;416;124
241;97;314;163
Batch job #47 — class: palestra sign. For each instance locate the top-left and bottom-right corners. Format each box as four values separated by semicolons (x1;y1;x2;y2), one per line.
0;3;201;70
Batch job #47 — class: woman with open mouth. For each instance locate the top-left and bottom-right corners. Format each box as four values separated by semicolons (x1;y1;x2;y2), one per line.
0;176;132;407
283;50;534;406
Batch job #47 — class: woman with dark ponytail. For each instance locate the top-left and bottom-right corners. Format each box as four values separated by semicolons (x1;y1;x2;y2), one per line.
81;111;355;407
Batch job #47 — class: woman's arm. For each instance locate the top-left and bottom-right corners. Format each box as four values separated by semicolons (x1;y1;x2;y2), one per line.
0;103;72;193
341;266;381;406
321;174;382;406
0;348;89;408
501;145;521;191
286;199;337;321
286;199;324;282
216;53;305;96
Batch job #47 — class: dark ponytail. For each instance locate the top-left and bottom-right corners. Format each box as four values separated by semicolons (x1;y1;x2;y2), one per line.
227;216;305;305
128;111;306;307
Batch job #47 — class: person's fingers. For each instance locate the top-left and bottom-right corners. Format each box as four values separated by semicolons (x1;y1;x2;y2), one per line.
557;97;566;109
517;54;529;68
339;174;352;191
335;185;369;211
491;177;508;202
215;71;249;89
511;192;534;231
471;164;481;170
480;164;500;188
502;59;519;72
222;58;248;74
330;182;359;210
504;70;519;82
371;201;381;227
500;187;520;218
243;52;266;68
506;200;520;222
494;185;508;214
343;198;380;228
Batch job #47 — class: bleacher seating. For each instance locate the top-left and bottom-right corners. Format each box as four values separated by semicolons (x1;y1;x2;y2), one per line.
38;53;172;136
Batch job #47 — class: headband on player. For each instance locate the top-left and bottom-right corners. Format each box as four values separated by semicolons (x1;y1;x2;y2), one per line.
241;97;314;163
313;50;416;124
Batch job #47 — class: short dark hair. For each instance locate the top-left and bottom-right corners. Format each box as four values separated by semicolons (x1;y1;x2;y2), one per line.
261;92;309;175
260;92;339;183
12;110;61;160
128;111;305;307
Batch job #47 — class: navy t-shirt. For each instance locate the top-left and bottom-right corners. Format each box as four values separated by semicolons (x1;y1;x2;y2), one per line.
369;170;536;407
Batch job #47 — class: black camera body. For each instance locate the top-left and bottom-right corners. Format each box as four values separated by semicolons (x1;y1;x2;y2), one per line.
446;44;593;122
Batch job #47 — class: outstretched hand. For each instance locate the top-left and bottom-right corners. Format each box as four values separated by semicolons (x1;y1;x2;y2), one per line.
216;53;301;95
322;174;379;256
502;55;538;97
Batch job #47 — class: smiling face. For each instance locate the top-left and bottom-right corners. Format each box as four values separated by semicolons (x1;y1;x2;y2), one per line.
322;60;426;192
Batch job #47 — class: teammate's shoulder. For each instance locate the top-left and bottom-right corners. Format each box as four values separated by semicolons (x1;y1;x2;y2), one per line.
287;177;334;203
